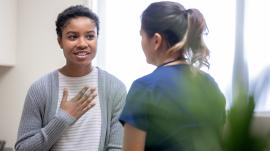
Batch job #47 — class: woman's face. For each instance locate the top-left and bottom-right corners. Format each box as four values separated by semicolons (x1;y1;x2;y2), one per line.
58;16;97;68
140;28;155;65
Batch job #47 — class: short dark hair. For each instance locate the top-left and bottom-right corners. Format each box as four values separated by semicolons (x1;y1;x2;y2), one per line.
55;5;100;37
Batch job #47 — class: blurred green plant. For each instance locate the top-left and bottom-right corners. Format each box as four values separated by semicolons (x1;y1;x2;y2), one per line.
222;85;270;151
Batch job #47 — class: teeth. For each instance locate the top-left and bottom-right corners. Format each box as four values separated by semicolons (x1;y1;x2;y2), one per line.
78;52;86;56
75;51;88;56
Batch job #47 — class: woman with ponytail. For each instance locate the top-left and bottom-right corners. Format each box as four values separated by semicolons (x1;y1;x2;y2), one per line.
119;1;226;151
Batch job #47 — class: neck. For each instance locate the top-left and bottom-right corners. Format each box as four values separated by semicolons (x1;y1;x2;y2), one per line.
158;58;187;67
59;65;92;77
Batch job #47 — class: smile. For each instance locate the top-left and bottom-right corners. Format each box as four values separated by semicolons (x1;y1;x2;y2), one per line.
73;51;90;58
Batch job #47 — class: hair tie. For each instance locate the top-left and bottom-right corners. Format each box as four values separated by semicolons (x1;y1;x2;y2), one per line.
182;9;190;17
186;9;193;15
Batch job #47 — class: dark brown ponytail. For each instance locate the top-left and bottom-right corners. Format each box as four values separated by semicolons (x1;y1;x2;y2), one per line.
185;8;210;68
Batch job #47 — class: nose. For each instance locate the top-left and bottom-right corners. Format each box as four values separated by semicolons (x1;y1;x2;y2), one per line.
77;37;88;49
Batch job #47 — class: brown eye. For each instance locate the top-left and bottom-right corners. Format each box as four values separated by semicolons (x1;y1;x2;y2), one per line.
86;34;95;40
67;35;78;41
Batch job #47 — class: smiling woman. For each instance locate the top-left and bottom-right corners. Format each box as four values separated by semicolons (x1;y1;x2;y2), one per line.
15;5;127;151
58;16;98;76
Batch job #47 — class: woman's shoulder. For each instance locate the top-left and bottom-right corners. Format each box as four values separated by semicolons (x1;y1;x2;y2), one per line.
97;67;126;90
199;70;219;86
97;67;117;79
195;70;225;98
129;73;156;92
28;70;58;91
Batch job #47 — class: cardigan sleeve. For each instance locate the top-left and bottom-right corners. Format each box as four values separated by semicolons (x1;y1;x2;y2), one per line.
104;72;127;151
15;77;76;151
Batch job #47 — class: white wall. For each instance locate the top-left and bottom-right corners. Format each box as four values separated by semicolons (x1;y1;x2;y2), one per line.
0;0;16;66
0;0;89;148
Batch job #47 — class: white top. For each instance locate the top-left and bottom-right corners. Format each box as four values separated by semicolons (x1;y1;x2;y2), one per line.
52;67;101;151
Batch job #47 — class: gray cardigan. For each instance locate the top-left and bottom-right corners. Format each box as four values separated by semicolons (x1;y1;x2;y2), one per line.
15;68;127;151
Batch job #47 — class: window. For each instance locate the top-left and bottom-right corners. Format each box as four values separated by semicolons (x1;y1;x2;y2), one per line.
245;0;270;111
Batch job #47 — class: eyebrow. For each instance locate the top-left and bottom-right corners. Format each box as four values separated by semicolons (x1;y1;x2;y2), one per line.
65;31;96;35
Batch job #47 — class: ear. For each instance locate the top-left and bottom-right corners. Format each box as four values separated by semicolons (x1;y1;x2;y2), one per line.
58;37;63;49
153;33;163;50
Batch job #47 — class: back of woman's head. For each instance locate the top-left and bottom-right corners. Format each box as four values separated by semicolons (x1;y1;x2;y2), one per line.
55;5;100;38
141;1;209;68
